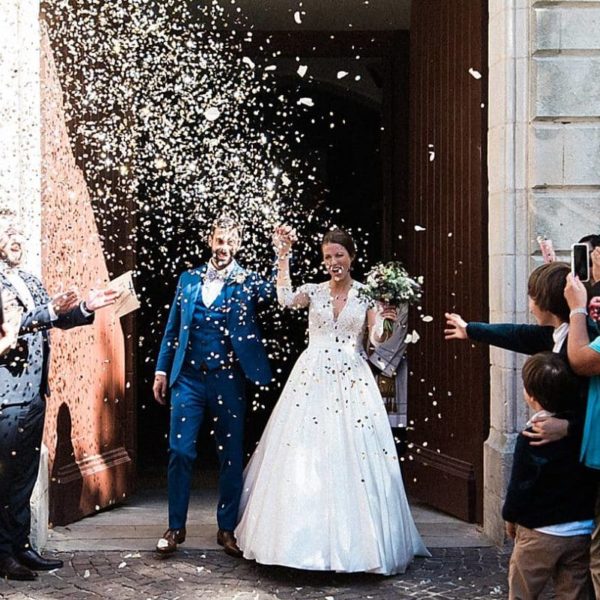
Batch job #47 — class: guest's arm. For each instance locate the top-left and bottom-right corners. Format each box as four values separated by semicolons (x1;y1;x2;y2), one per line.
565;273;600;376
444;312;554;354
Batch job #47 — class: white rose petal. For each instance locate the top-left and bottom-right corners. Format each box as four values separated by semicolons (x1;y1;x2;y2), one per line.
118;561;127;569
294;11;302;24
156;538;169;549
297;65;308;77
468;68;482;79
83;569;90;579
337;71;348;79
297;97;314;107
242;56;255;69
414;225;426;231
421;315;434;322
204;107;221;121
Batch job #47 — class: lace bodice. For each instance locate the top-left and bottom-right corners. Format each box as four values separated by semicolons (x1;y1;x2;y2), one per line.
278;281;371;354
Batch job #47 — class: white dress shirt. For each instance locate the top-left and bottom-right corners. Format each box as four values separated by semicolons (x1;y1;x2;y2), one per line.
552;321;569;353
202;260;236;307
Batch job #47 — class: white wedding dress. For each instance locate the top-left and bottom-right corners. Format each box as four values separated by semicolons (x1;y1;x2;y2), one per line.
235;281;429;575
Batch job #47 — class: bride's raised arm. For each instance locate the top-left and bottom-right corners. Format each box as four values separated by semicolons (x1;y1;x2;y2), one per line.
273;224;310;309
276;254;311;309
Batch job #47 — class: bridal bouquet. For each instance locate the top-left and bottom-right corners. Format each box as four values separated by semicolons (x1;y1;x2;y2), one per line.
359;262;423;333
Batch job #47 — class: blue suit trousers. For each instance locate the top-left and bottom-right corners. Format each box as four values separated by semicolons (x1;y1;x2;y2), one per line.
168;364;246;532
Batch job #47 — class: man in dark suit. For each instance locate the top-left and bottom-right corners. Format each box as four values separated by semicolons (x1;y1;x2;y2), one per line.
0;216;118;581
152;215;283;558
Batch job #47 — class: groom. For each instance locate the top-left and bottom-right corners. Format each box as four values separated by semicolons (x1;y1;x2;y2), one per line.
153;215;277;558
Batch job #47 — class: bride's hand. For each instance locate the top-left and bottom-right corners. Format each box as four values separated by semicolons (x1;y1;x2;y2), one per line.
380;303;397;321
273;224;297;258
444;312;468;340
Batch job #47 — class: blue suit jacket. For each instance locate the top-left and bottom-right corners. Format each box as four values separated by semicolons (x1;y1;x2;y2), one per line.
156;263;275;386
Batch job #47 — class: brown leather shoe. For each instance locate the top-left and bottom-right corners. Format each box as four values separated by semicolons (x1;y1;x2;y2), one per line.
217;529;243;558
155;528;186;555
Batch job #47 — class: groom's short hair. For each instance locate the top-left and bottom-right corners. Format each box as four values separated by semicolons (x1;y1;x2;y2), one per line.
209;215;242;238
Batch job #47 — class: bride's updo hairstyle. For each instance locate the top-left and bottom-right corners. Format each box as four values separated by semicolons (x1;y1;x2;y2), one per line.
322;228;357;260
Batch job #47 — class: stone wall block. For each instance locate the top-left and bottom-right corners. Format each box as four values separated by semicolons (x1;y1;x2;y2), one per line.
535;8;600;51
534;57;600;117
484;429;518;544
564;126;600;184
529;192;600;252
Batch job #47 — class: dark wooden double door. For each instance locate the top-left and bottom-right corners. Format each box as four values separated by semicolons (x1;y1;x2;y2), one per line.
47;0;489;525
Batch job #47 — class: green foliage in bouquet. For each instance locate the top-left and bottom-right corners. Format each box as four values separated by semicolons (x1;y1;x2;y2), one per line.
359;262;423;333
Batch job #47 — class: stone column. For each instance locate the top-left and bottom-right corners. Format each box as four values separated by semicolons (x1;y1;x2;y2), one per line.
485;0;531;544
0;0;47;549
485;0;600;543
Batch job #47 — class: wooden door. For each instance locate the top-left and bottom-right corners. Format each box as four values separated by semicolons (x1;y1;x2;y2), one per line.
400;0;489;522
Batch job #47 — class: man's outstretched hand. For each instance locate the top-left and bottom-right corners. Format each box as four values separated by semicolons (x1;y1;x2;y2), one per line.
85;288;121;312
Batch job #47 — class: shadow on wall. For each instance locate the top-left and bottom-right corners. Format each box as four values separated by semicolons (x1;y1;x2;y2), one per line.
50;403;82;526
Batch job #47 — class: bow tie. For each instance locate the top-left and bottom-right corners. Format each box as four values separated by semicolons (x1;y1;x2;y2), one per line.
205;267;229;283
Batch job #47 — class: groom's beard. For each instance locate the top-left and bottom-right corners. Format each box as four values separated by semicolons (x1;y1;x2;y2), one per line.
211;251;234;270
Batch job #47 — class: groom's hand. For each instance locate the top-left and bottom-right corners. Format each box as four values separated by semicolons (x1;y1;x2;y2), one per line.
153;374;168;405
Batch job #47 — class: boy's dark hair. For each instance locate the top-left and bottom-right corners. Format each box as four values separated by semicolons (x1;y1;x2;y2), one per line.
527;262;570;322
578;234;600;249
522;352;577;413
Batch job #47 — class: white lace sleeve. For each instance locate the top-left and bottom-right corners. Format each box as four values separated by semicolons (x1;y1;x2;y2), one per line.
277;283;313;309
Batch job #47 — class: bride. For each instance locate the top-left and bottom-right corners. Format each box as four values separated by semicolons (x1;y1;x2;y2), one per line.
235;227;429;575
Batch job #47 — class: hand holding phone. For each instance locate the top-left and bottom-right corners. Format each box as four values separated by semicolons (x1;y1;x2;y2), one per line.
571;243;590;282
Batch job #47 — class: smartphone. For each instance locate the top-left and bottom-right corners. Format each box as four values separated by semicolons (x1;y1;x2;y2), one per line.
571;243;590;282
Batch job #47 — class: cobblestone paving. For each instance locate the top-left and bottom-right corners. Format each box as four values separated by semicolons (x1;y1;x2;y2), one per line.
0;547;518;600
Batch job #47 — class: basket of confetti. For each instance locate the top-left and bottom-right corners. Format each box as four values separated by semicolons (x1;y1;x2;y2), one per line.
359;262;423;333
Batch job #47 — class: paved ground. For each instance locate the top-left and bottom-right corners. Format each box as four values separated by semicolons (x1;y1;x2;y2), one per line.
0;483;546;599
1;547;513;599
